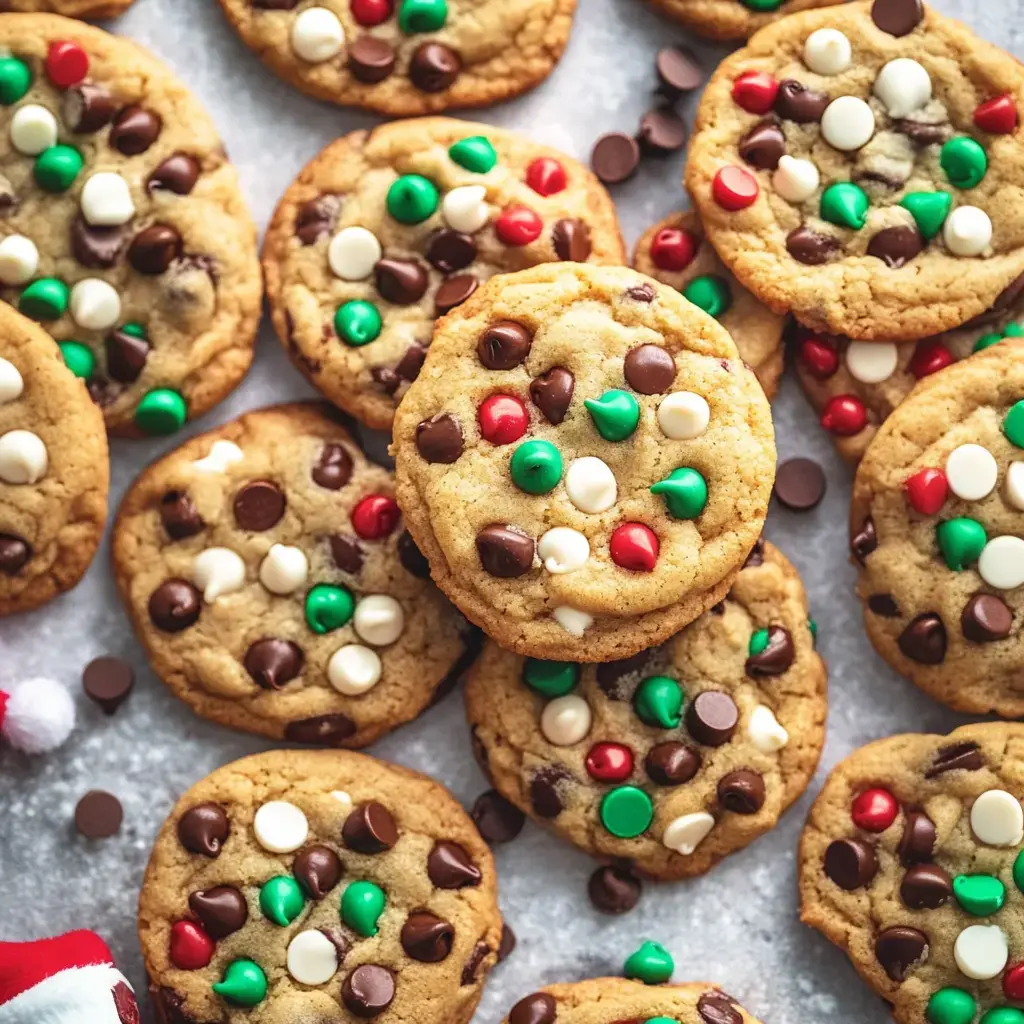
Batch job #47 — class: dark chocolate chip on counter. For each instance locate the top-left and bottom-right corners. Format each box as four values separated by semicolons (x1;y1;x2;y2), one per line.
774;457;826;511
471;790;525;844
591;133;640;185
637;108;687;154
655;46;702;95
82;656;135;714
588;864;642;914
74;790;123;839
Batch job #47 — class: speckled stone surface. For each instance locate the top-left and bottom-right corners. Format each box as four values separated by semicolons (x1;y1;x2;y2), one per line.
0;0;1004;1021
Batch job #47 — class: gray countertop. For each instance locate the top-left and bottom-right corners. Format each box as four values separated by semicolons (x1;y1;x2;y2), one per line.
0;0;1008;1020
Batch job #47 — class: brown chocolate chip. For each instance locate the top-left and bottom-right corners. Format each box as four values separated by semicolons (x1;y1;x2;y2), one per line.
375;258;428;305
868;594;901;617
552;218;592;261
109;106;162;155
774;457;826;511
867;225;923;268
106;328;150;383
591;132;640;185
397;530;430;579
460;941;491;984
510;992;557;1024
894;119;950;146
851;516;877;564
159;491;202;540
637;108;687;154
232;480;286;532
925;741;983;778
745;625;795;676
624;344;675;394
428;841;482;888
738;120;786;171
62;82;116;133
150;985;195;1024
787;226;840;265
686;691;739;747
498;922;516;961
529;765;570;819
312;443;353;490
284;713;357;745
645;741;701;785
319;926;351;962
252;0;300;7
0;534;31;574
295;194;341;245
435;274;478;316
342;965;395;1018
697;993;742;1024
332;534;365;575
596;650;650;699
70;217;124;268
471;790;525;843
148;153;200;195
743;537;765;569
148;579;201;632
900;863;952;909
427;229;476;273
588;864;642;914
875;926;928;981
718;769;765;814
343;802;398;853
395;343;426;383
824;838;878;890
871;0;923;36
478;321;532;370
416;412;464;463
898;811;936;864
530;367;574;424
898;613;947;664
627;283;655;302
774;79;829;122
348;36;396;83
244;639;303;690
409;42;462;92
476;524;535;578
655;46;702;94
177;802;229;856
401;912;454;962
128;225;182;275
188;886;248;938
82;656;134;714
74;790;123;839
962;593;1013;642
293;845;342;899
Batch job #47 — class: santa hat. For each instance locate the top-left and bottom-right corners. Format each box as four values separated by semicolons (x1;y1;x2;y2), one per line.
0;931;138;1024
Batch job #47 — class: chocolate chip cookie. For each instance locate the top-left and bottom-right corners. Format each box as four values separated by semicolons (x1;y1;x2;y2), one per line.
214;0;576;117
645;0;846;43
140;748;501;1024
851;342;1024;716
0;298;107;614
0;15;261;436
465;541;825;878
800;722;1024;1024
633;209;784;399
686;0;1024;341
264;118;625;431
112;403;475;746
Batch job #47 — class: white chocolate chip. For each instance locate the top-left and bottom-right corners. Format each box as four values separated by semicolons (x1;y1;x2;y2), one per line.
657;392;710;440
0;358;24;404
70;278;121;331
192;547;246;603
10;104;57;155
565;456;617;513
945;443;998;501
353;594;405;646
287;930;339;985
327;644;382;696
540;694;592;746
978;537;1024;591
328;226;382;281
331;790;354;812
80;172;135;227
0;430;47;484
1006;462;1024;510
0;235;38;286
552;605;593;636
291;7;345;63
663;812;715;855
192;440;244;473
970;789;1024;846
537;527;590;574
944;206;992;257
954;925;1008;980
845;342;898;384
253;800;308;853
873;58;932;119
772;155;820;204
803;29;851;75
821;96;875;151
442;185;489;234
259;544;309;595
748;704;789;753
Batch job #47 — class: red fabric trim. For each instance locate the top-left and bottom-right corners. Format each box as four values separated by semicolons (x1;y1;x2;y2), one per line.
0;930;114;1004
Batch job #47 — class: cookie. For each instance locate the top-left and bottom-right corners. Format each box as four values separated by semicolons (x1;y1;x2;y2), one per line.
0;298;107;614
465;541;825;879
800;722;1024;1024
0;14;261;436
112;403;475;747
633;209;784;398
214;0;576;117
264;118;625;431
686;0;1024;341
2;0;135;17
140;749;501;1024
644;0;846;43
503;978;763;1024
850;342;1024;716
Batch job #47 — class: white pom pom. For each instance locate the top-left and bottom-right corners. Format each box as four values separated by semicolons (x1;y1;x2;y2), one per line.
1;677;76;754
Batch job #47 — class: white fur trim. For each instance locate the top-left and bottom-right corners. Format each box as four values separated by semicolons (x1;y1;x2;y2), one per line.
0;964;131;1024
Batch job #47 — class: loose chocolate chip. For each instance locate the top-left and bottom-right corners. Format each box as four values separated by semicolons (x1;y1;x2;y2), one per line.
850;516;878;564
331;534;365;574
148;153;200;195
62;82;116;133
627;283;655;303
787;226;840;265
285;713;357;745
867;225;923;268
655;45;702;94
925;741;983;778
530;766;570;819
875;926;928;981
510;992;557;1024
871;0;923;36
645;741;701;785
416;413;464;464
428;841;482;888
962;593;1013;642
743;537;765;569
397;530;430;579
591;132;640;185
588;864;642;914
898;613;947;665
498;922;516;961
718;769;766;814
349;36;396;84
148;579;201;632
637;108;687;154
82;656;135;714
409;42;462;92
697;993;742;1024
375;258;429;305
596;650;650;699
898;811;936;865
312;443;353;490
342;965;395;1018
244;639;303;690
624;344;675;394
471;790;525;844
552;218;592;261
395;343;426;382
106;328;150;383
74;790;123;839
401;912;455;962
343;802;398;853
530;367;574;424
188;886;248;938
774;80;829;123
738;120;786;170
109;106;162;155
427;229;476;273
745;626;795;676
824;838;879;890
177;802;229;856
686;691;739;747
159;491;203;539
478;321;532;370
233;480;286;532
476;524;535;578
900;863;952;909
435;274;478;316
0;534;30;574
894;119;950;146
320;926;351;961
128;225;183;275
774;457;826;511
113;981;139;1024
295;194;341;245
70;217;124;268
869;594;901;617
460;941;491;985
293;845;342;899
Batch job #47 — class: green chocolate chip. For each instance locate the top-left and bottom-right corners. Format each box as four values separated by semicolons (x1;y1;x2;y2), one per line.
59;341;95;380
741;0;784;7
633;675;684;729
809;618;818;645
1012;849;1024;893
926;989;976;1024
650;467;708;519
600;786;654;838
135;389;187;436
335;300;382;347
900;192;953;241
34;145;83;193
936;518;987;571
975;331;1004;353
120;321;147;339
259;875;305;926
19;277;68;321
981;1010;1024;1024
509;439;562;494
820;182;869;230
398;0;448;33
1005;322;1024;338
341;880;386;936
682;275;731;319
305;583;355;634
623;940;674;984
749;628;769;656
952;873;1005;916
585;389;640;442
213;960;267;1007
1004;401;1024;448
449;136;497;173
941;136;988;190
0;56;31;105
645;1018;678;1024
387;174;439;224
522;659;579;697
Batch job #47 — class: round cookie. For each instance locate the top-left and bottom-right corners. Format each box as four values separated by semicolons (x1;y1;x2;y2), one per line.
0;15;261;436
391;263;776;662
800;722;1024;1024
466;541;825;879
0;299;107;614
112;403;475;746
633;209;784;398
644;0;847;43
686;0;1024;341
214;0;576;117
503;978;763;1024
264;118;625;432
2;0;135;17
141;749;501;1024
850;342;1024;717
